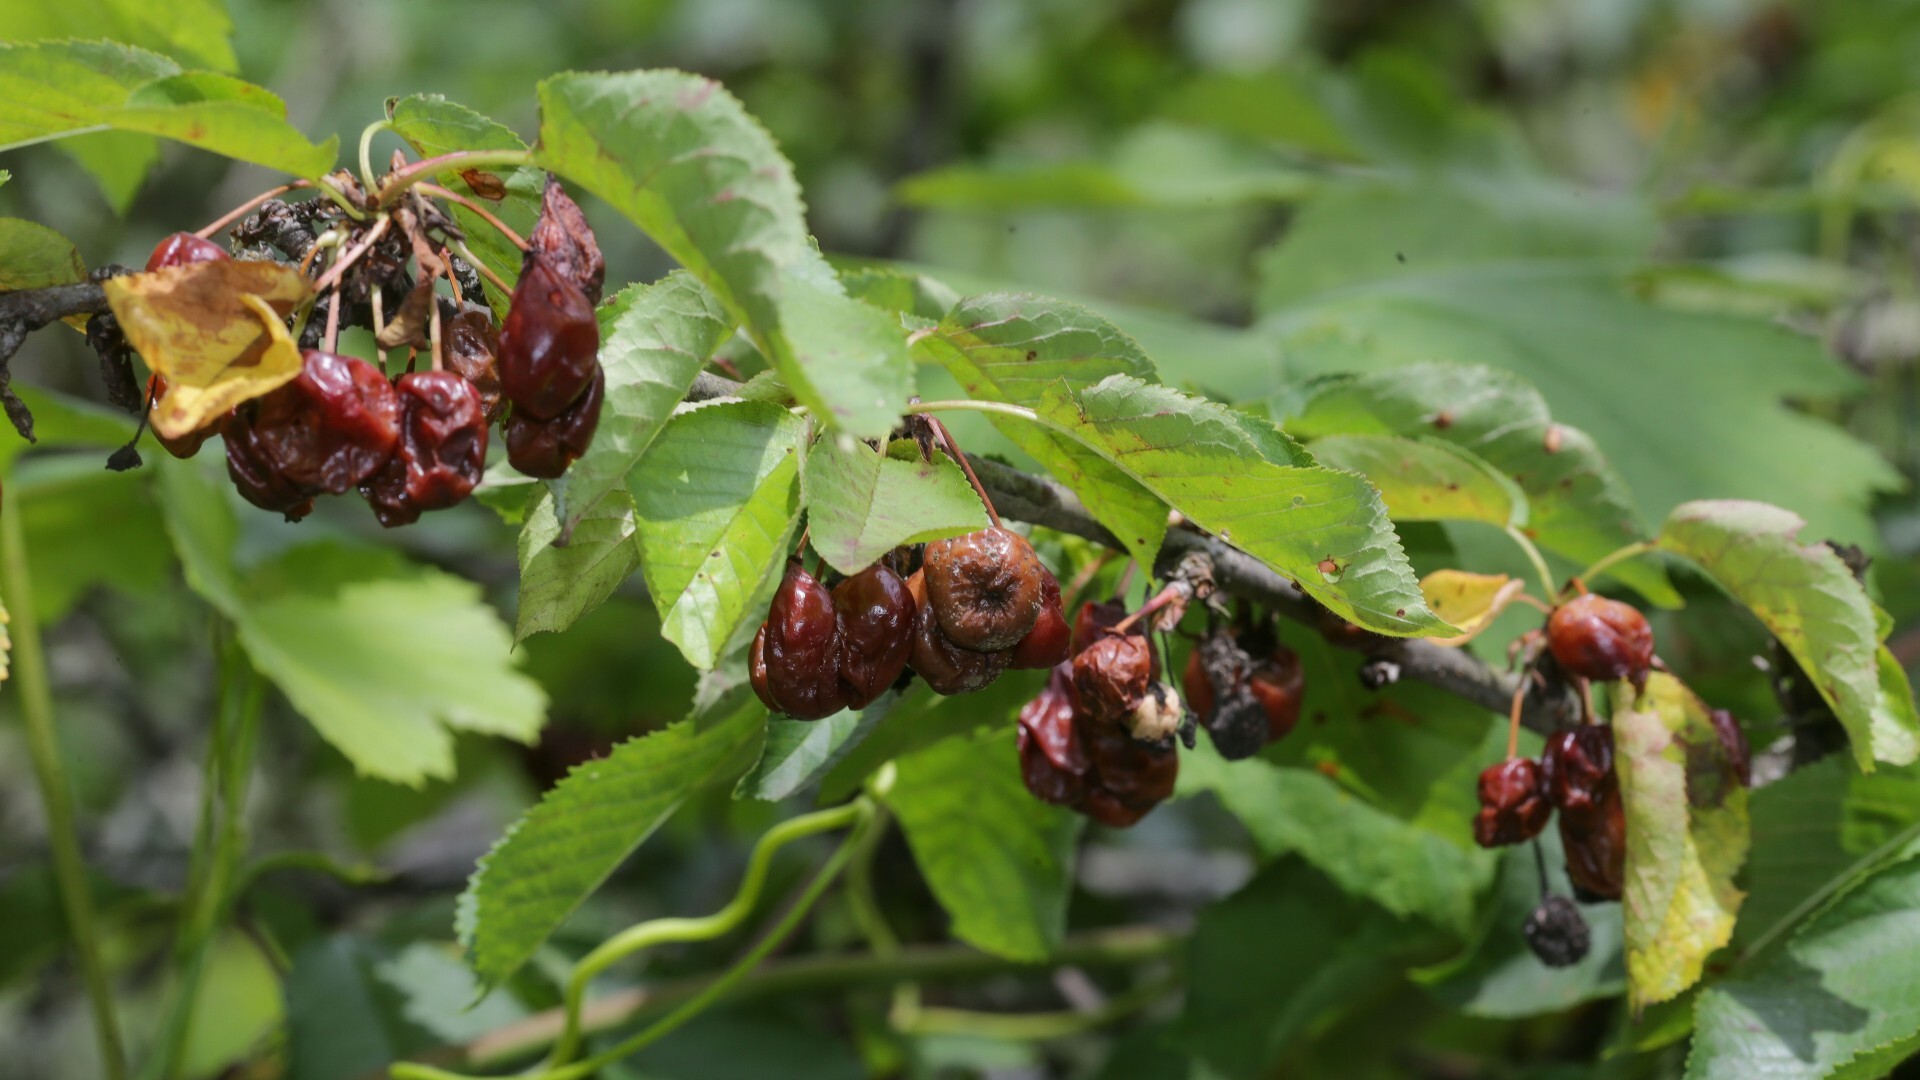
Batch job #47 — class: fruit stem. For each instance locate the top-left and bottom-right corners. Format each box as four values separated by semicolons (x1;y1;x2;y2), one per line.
417;183;530;251
1531;837;1552;900
428;277;446;373
1506;681;1527;760
195;181;307;240
311;214;393;294
376;149;534;207
1;479;128;1080
447;237;514;295
1503;525;1557;601
1578;542;1654;591
1114;581;1188;635
323;279;343;354
924;415;1000;527
357;118;396;196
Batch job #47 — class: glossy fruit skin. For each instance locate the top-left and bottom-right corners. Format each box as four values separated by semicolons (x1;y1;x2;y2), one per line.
443;309;505;421
498;257;600;420
1009;573;1070;669
242;350;400;494
505;366;603;479
1015;661;1178;827
1472;758;1552;848
923;527;1046;651
361;371;489;527
758;560;849;720
749;628;779;713
1544;726;1626;901
1073;632;1153;726
146;232;229;271
1547;594;1654;688
146;374;217;459
833;563;917;708
905;570;1009;695
1017;664;1090;807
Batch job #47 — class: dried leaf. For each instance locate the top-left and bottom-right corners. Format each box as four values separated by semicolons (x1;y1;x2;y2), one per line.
104;260;310;439
377;276;436;350
460;167;507;200
530;174;604;305
1420;570;1527;646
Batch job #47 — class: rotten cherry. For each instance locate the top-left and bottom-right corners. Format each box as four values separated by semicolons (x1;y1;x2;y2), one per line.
361;371;489;527
833;562;917;708
754;560;849;720
905;569;1009;695
498;256;600;421
1009;572;1071;669
922;526;1046;652
1472;758;1552;848
505;365;603;478
1547;593;1654;690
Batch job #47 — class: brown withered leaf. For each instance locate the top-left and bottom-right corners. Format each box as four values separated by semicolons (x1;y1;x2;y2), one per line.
104;261;310;439
461;168;508;200
443;309;504;420
530;174;604;304
378;276;437;350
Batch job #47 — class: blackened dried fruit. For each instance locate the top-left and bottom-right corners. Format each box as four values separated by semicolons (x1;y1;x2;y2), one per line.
241;350;400;494
1709;709;1752;788
529;175;606;305
1524;894;1591;968
834;563;917;708
1186;633;1303;758
1073;632;1153;726
1017;663;1089;807
922;526;1046;652
1547;593;1654;689
146;232;229;271
443;309;505;420
146;374;218;459
1472;758;1551;848
361;371;489;527
757;560;849;720
498;256;600;420
1009;572;1071;669
505;366;604;479
905;569;1010;695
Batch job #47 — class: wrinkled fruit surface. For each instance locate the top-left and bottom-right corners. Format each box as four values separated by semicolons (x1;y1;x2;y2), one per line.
1017;664;1090;808
1547;593;1654;688
146;232;229;271
225;423;315;521
530;175;606;305
506;366;603;478
1073;632;1153;726
1472;758;1552;848
361;371;488;527
923;526;1046;652
833;563;917;708
1543;725;1625;901
906;569;1009;695
1072;599;1128;656
498;256;600;421
1009;572;1070;669
1016;662;1178;827
1186;635;1303;758
1542;726;1618;815
443;309;505;420
239;350;400;494
754;561;849;720
1524;895;1592;968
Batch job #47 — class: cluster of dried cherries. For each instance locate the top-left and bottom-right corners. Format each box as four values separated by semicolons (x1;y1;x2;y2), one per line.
140;174;606;526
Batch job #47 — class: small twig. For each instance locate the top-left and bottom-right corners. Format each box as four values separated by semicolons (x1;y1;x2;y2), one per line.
417;183;529;250
196;182;306;241
924;414;999;526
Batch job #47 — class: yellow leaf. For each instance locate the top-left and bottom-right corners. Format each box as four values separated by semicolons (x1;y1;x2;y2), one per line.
1419;570;1525;646
103;261;311;439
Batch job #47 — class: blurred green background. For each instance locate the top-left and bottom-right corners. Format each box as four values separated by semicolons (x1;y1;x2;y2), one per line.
4;0;1920;1076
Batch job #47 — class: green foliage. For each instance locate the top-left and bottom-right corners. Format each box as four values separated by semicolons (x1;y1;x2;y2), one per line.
0;217;83;289
801;437;987;575
514;488;638;642
737;693;895;803
1305;434;1524;529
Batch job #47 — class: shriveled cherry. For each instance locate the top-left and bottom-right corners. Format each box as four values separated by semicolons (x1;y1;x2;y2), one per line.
1248;646;1305;742
1073;632;1152;726
443;309;505;420
1017;664;1089;807
241;350;400;494
1071;598;1128;656
1542;726;1617;815
1524;895;1591;968
530;175;606;305
1547;593;1654;689
498;256;600;420
361;371;489;527
757;560;849;720
834;562;917;708
1559;789;1626;902
224;422;316;521
905;569;1009;695
1009;572;1070;669
146;232;228;271
922;526;1046;652
505;366;603;479
1077;713;1178;827
1472;758;1551;848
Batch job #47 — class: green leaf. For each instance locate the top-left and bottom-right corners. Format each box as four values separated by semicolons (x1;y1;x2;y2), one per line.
564;272;734;530
737;692;897;802
535;70;911;437
154;455;243;618
1739;757;1858;950
58;130;157;212
630;400;805;669
1614;672;1751;1010
886;727;1081;961
1689;848;1920;1080
1287;362;1674;606
514;488;639;643
925;292;1168;570
237;543;549;786
1179;742;1495;936
0;41;335;176
0;218;84;289
0;0;238;72
1306;433;1524;528
1035;376;1446;635
457;686;765;989
802;437;988;575
13;455;169;623
387;95;541;315
1658;500;1920;769
838;266;959;323
285;935;437;1080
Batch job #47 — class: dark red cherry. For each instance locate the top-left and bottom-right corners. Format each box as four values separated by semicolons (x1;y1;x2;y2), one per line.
1248;646;1304;742
749;627;778;713
905;569;1009;695
1547;594;1654;689
505;366;603;479
1072;632;1153;726
834;563;917;708
1016;664;1089;807
1071;599;1128;656
1009;573;1070;669
443;309;505;421
1076;712;1178;826
1542;726;1618;815
1472;758;1552;848
1559;788;1626;902
224;420;316;522
146;232;229;271
759;560;849;721
922;527;1046;652
242;350;400;494
361;371;489;527
498;256;599;421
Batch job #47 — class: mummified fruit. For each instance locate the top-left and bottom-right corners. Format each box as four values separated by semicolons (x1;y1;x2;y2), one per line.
235;350;400;494
360;371;489;527
1472;758;1552;848
529;175;606;305
1542;726;1617;815
1544;726;1626;900
923;526;1046;652
833;563;917;708
225;421;316;521
443;309;505;421
505;366;603;478
1072;599;1128;656
1009;572;1071;670
1547;593;1654;689
755;560;849;720
1016;661;1179;827
1073;632;1153;726
1184;634;1304;758
146;231;229;271
146;374;217;459
1078;708;1179;827
905;569;1009;695
1524;895;1591;968
1017;664;1090;807
498;256;600;421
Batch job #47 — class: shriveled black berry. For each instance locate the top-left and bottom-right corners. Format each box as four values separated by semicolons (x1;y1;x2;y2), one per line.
1523;894;1591;968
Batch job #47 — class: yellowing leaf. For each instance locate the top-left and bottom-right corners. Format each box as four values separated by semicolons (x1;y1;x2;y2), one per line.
103;261;309;438
1419;570;1525;646
1614;672;1749;1011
